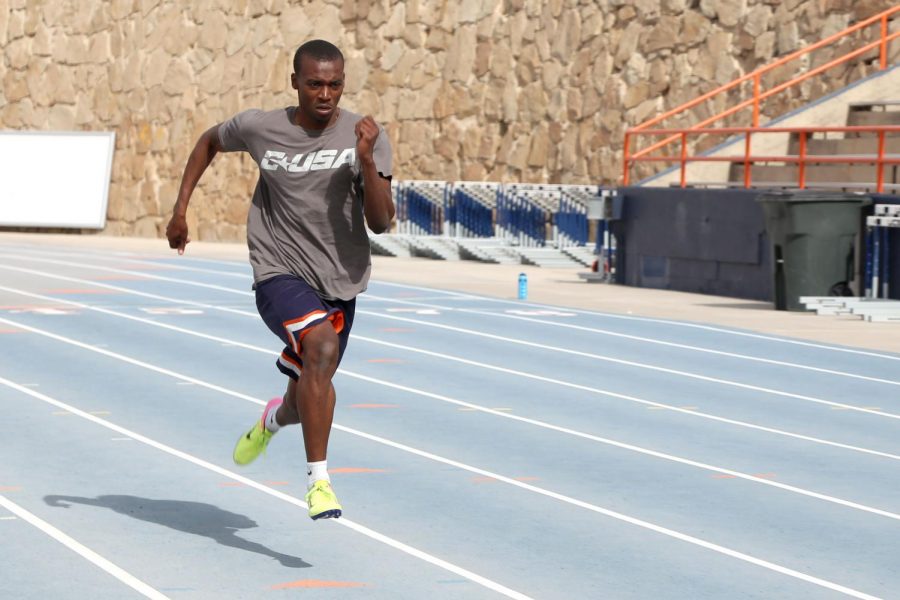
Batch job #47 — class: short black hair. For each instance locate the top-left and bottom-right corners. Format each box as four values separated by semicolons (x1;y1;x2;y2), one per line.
293;40;344;73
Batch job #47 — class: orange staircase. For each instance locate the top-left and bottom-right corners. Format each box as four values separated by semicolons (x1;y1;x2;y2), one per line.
624;6;900;192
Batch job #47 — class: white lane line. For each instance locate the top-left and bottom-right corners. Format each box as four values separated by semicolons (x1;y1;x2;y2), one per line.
33;249;251;280
0;379;532;600
1;308;898;523
7;249;899;363
0;379;880;600
0;254;256;297
8;253;900;394
340;349;900;463
361;294;900;388
367;280;900;361
1;280;897;465
2;261;896;421
0;494;170;599
358;310;900;420
0;265;254;316
3;246;250;273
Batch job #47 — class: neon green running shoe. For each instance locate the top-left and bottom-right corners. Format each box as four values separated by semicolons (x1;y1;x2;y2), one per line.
232;398;280;465
305;480;342;520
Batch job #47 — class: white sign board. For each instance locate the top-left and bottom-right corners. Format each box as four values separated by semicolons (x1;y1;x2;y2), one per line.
0;131;116;229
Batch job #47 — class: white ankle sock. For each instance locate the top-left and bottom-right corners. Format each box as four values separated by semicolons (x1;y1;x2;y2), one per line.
264;406;281;433
307;460;329;489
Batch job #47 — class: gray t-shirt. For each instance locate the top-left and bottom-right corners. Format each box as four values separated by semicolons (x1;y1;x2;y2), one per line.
218;107;393;300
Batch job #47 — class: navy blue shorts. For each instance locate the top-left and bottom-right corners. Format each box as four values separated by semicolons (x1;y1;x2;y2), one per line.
254;274;356;380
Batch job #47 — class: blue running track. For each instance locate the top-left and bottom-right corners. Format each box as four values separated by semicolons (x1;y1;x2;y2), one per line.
0;241;898;599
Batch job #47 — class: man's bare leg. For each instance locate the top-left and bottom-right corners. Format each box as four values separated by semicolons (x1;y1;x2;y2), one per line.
290;322;339;462
288;321;342;519
274;378;301;426
274;377;338;444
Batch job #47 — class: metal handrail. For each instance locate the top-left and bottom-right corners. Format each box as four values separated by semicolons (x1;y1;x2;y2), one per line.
624;6;900;186
628;125;900;192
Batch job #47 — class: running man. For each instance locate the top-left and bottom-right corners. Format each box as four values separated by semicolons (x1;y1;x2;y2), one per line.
165;40;394;520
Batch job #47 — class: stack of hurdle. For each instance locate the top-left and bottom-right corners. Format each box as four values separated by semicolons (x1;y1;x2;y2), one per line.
383;180;618;270
448;182;499;238
396;180;447;236
497;184;558;247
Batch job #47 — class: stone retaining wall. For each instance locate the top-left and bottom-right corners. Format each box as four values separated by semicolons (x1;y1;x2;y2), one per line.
0;0;891;240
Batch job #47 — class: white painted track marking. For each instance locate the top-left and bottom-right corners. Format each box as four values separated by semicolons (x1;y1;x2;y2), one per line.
9;249;900;385
361;294;900;387
1;307;898;523
5;249;900;363
2;261;897;421
0;378;533;600
0;246;251;275
3;257;897;419
359;310;900;419
0;378;882;600
0;254;257;296
0;494;170;599
0;278;897;464
368;280;900;362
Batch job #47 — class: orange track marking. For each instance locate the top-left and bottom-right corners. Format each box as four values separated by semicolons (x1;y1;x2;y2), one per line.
116;265;168;271
0;304;69;310
90;275;148;281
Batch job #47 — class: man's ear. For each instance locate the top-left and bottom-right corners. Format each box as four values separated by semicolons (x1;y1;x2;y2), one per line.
290;73;298;90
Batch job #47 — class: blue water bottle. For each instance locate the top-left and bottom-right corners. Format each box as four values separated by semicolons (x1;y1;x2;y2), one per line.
517;272;528;300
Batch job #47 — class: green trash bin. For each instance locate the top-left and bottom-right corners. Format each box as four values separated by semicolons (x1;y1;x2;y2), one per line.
756;191;871;311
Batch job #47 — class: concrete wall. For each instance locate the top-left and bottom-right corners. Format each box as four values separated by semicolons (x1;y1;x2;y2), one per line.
611;187;772;300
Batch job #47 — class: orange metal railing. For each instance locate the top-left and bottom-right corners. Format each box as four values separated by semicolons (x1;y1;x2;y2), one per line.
630;125;900;193
623;5;900;187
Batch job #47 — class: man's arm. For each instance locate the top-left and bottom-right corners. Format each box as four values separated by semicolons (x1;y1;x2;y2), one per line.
355;116;394;234
165;124;224;254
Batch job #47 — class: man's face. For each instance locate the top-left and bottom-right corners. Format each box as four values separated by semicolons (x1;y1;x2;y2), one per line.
291;56;344;127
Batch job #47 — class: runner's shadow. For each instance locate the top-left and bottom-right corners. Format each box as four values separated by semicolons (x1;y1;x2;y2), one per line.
44;494;310;568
